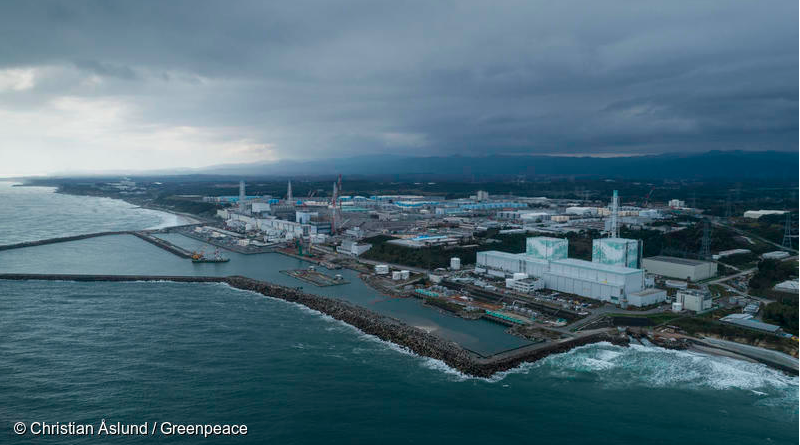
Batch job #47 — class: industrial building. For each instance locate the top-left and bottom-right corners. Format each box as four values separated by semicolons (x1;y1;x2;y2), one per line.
762;251;790;260
505;277;545;293
543;258;645;304
337;239;372;256
743;210;787;219
592;238;642;269
476;250;550;278
641;256;717;281
675;290;713;312
526;237;568;260
719;313;782;333
668;199;685;208
476;236;664;307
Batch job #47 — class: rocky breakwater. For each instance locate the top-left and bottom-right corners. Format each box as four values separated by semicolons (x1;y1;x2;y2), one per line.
223;276;630;377
223;276;478;373
0;272;632;377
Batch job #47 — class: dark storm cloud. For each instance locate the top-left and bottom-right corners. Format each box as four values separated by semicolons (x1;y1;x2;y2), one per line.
0;0;796;171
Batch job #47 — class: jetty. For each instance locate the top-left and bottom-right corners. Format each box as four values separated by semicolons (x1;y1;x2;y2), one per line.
0;273;630;378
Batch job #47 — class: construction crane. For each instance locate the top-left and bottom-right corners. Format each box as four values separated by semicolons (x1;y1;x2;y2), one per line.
642;186;656;207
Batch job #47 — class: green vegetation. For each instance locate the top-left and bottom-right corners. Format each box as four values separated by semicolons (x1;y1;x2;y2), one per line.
760;290;799;335
361;236;480;269
152;196;219;216
734;213;796;246
763;302;799;335
720;252;759;268
748;259;798;291
621;223;772;259
670;317;796;353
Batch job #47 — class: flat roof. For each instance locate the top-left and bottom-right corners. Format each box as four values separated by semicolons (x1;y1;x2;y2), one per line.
720;315;782;332
552;258;642;274
643;256;711;266
479;251;550;264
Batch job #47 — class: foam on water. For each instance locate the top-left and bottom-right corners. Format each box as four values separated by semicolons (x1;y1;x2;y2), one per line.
540;342;798;401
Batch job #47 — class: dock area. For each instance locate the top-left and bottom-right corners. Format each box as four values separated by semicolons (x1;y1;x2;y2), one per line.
280;269;349;287
131;231;194;258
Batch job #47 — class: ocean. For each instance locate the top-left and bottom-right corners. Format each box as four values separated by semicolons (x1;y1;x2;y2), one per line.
0;183;797;444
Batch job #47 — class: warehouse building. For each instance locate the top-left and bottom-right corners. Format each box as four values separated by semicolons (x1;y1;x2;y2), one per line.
743;210;787;219
720;313;782;333
641;256;717;281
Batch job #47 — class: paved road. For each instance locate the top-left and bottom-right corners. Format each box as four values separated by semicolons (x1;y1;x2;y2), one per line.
697;337;798;372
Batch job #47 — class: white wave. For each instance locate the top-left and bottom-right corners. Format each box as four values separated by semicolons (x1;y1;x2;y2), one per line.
206;282;799;397
541;342;799;396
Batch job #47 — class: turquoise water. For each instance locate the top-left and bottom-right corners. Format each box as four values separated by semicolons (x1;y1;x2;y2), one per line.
1;280;796;444
0;186;797;444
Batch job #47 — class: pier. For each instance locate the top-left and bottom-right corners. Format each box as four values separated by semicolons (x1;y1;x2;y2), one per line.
0;272;631;378
280;269;349;287
130;232;195;258
0;230;197;260
0;231;130;252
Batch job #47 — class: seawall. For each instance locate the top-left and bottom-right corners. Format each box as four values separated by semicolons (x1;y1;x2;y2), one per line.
0;273;629;377
0;231;131;252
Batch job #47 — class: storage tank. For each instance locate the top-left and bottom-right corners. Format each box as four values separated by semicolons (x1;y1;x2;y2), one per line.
392;271;402;280
400;270;410;280
450;257;461;270
374;264;389;275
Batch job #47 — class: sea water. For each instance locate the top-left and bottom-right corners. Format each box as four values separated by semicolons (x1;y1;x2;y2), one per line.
0;185;797;444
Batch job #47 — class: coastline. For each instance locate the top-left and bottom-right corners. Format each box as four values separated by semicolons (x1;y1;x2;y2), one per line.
1;273;796;376
0;273;630;378
9;181;206;230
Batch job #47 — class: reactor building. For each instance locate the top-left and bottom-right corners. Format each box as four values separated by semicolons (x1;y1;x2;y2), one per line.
476;236;665;307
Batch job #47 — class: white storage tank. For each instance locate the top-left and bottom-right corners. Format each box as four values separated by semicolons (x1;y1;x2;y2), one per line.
450;257;461;270
374;264;389;275
392;271;402;280
400;270;410;280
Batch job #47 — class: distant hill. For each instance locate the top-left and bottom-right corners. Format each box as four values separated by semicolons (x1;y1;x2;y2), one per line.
195;151;798;180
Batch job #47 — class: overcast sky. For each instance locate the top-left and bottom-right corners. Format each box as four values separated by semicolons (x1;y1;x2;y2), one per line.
0;1;797;175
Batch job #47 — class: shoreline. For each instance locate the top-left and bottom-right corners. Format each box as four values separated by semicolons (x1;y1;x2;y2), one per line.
7;181;208;230
0;273;631;378
3;273;796;377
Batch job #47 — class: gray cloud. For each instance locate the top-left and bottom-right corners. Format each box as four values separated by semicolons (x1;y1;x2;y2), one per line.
0;0;796;174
